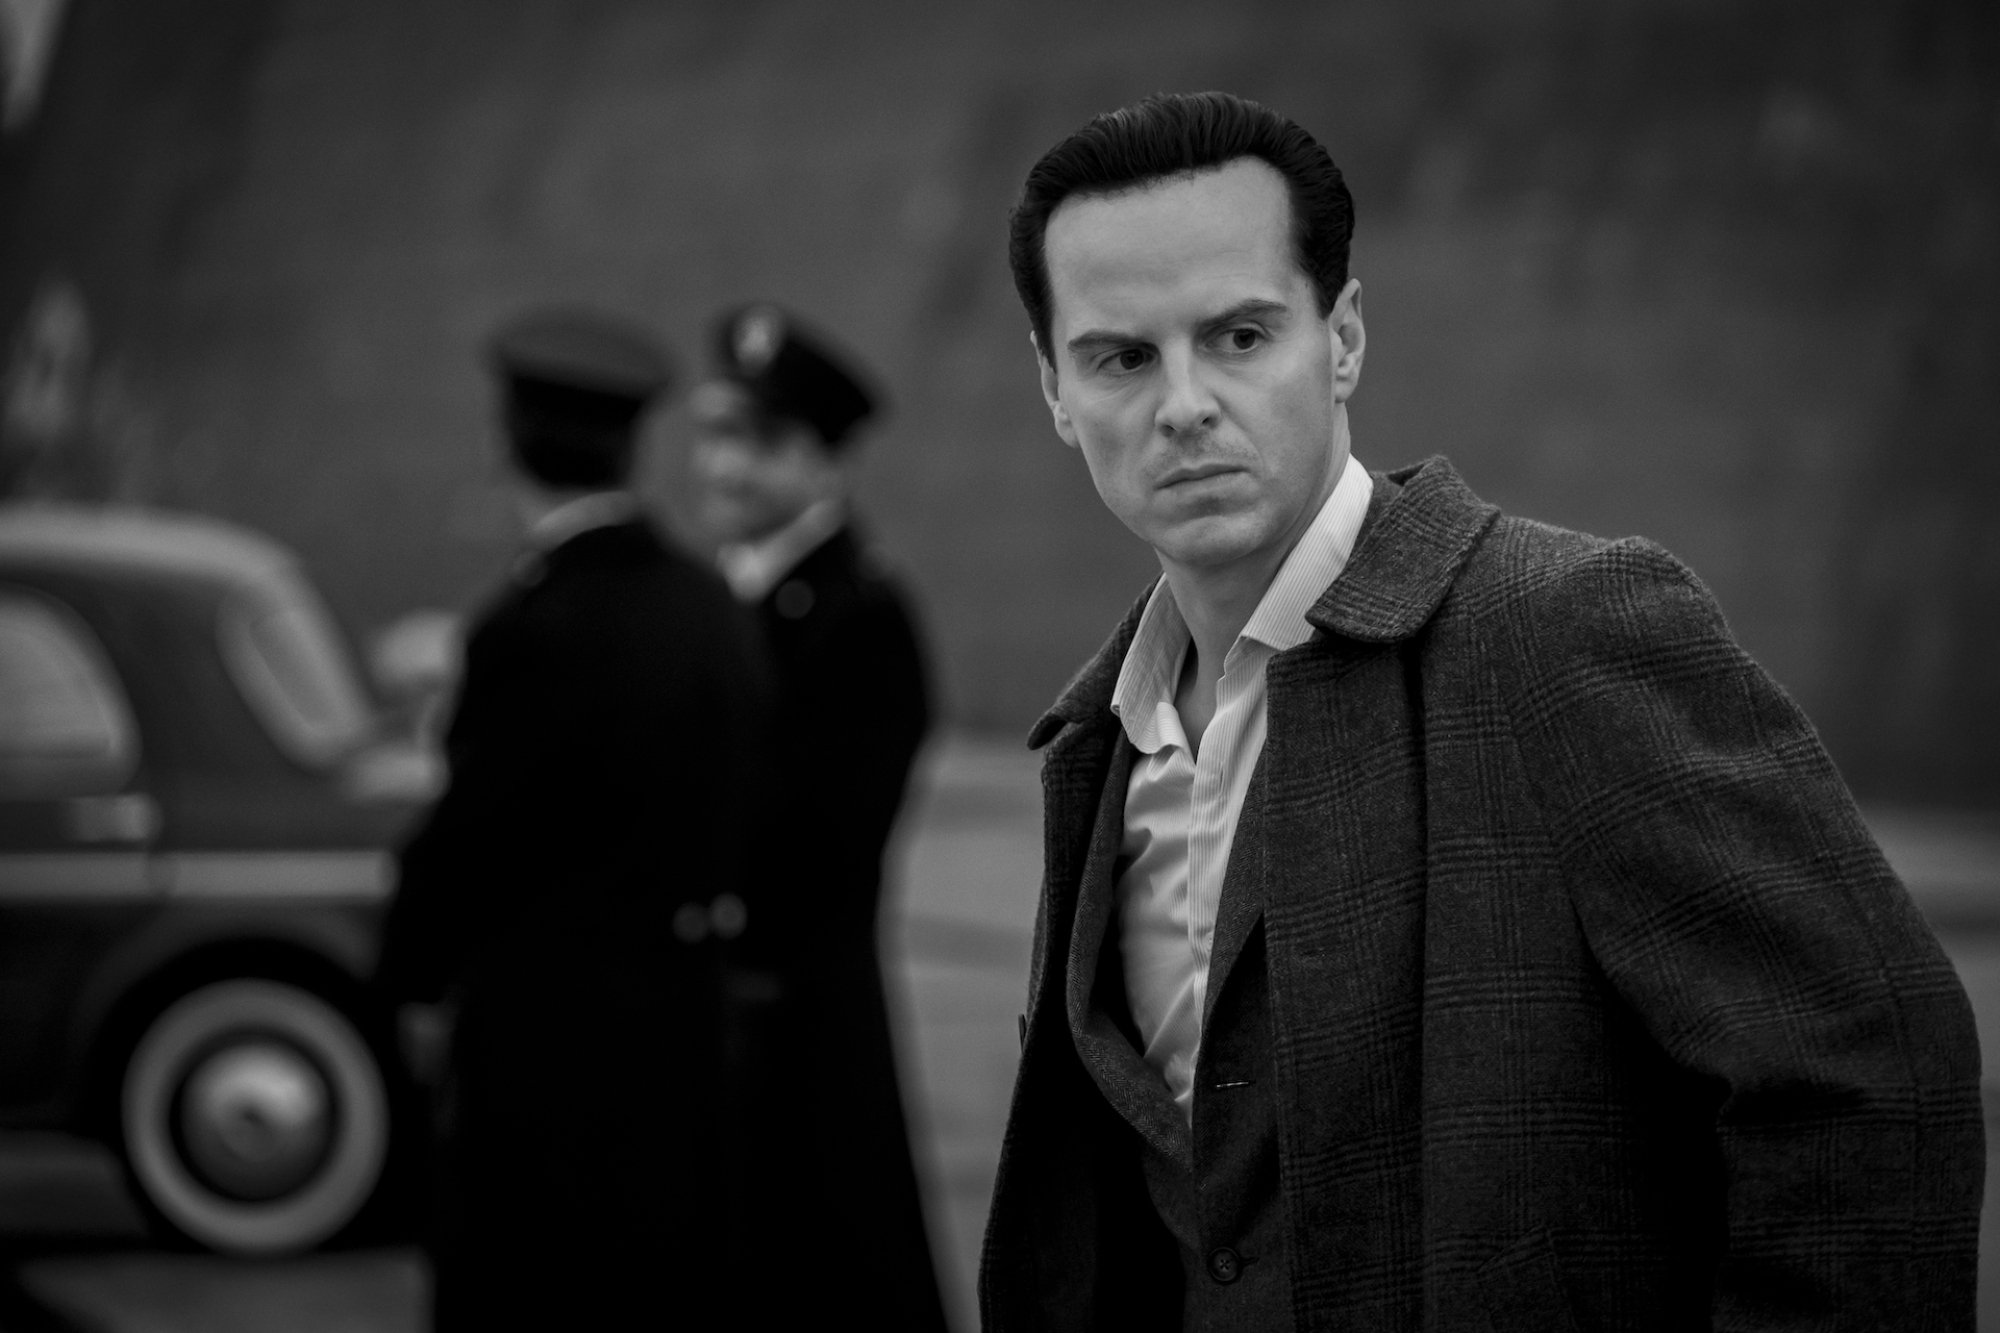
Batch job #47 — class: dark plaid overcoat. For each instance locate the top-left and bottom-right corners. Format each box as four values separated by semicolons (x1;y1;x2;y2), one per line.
980;457;1984;1330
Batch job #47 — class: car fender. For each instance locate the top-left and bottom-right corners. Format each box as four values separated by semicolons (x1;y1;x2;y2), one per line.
64;891;389;1130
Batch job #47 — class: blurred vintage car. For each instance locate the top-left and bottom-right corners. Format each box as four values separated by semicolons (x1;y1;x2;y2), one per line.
0;502;444;1256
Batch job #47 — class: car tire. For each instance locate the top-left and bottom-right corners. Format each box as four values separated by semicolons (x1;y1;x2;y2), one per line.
119;977;391;1256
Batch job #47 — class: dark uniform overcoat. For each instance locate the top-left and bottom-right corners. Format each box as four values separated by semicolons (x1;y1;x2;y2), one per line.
980;458;1984;1331
737;523;948;1330
375;517;771;1330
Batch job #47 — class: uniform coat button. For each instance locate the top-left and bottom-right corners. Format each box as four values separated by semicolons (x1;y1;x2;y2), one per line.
672;901;710;943
774;579;815;619
1206;1246;1241;1284
709;892;748;939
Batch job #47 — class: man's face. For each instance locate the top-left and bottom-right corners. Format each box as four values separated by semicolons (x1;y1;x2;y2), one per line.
1038;157;1363;586
688;381;828;544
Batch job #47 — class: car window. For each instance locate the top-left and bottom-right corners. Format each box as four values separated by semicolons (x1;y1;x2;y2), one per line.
218;572;374;769
0;588;139;799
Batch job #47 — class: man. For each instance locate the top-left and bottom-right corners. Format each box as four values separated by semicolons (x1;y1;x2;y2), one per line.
689;304;947;1331
979;92;1983;1330
375;309;771;1330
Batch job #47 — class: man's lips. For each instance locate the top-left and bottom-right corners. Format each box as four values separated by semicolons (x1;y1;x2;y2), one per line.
1158;463;1243;488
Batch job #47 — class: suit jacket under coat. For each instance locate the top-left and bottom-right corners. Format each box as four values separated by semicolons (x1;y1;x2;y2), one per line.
979;458;1983;1331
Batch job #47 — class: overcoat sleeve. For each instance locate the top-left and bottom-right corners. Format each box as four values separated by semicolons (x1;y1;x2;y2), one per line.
814;590;929;877
374;609;559;1004
1496;536;1983;1326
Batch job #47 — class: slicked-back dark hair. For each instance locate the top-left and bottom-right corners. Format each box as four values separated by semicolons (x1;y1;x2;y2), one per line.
1009;91;1354;365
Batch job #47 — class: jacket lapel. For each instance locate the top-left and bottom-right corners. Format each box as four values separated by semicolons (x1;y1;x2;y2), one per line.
1064;741;1191;1167
1203;757;1270;1026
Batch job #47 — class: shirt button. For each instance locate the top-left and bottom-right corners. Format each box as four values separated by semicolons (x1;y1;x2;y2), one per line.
1206;1247;1241;1284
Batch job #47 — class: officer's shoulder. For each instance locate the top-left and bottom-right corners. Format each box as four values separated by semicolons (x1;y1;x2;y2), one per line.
839;540;923;632
837;528;919;600
540;523;738;621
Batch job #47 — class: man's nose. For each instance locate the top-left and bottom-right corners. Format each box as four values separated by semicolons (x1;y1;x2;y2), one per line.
1154;346;1219;439
692;438;744;480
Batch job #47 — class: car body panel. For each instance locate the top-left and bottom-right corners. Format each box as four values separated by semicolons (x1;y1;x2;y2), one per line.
0;503;428;1137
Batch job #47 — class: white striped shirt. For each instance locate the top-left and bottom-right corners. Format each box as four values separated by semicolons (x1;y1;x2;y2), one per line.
716;497;846;602
1110;452;1374;1121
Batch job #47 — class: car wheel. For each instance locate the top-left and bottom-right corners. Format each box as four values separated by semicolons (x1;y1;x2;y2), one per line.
119;978;391;1256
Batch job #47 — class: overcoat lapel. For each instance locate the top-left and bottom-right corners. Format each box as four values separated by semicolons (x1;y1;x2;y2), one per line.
1259;628;1432;1271
1255;459;1499;1295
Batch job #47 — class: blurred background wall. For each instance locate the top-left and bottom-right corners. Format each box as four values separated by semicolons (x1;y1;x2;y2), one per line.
2;0;1995;800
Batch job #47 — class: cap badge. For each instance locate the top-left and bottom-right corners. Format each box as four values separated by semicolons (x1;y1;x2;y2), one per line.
734;308;783;374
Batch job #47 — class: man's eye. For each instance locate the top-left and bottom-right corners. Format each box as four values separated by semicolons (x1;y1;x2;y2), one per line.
1225;327;1263;351
1110;348;1150;372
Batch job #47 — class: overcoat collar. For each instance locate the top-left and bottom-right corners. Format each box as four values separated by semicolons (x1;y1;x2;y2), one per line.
773;522;860;589
1027;456;1496;750
510;514;656;590
742;516;862;609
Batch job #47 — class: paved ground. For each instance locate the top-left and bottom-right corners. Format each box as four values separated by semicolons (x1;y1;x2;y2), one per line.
890;736;1042;1332
1;735;1997;1330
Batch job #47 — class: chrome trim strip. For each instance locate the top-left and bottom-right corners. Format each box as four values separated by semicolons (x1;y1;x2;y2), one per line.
159;851;393;899
0;853;152;898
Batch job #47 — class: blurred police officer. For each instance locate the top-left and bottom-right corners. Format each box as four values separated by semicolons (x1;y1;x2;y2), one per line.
691;305;946;1331
376;309;772;1331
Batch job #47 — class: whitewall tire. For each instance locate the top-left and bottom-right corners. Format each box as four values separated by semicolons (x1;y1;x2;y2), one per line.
119;978;390;1255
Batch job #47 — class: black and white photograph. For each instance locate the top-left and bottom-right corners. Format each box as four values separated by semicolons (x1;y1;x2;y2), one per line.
1;2;1996;1329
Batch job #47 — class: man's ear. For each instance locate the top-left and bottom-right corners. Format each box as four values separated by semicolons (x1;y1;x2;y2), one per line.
1326;278;1365;404
1032;331;1079;449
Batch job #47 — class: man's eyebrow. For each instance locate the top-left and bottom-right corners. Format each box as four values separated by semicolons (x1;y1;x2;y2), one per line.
1196;298;1291;335
1064;328;1141;359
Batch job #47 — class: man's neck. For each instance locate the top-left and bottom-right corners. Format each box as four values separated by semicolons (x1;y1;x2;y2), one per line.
1162;555;1277;756
1160;417;1353;751
1161;554;1276;706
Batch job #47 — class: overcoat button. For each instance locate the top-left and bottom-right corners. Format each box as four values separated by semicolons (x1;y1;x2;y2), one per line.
509;551;546;587
774;579;815;619
709;892;747;939
1207;1247;1241;1284
672;901;709;943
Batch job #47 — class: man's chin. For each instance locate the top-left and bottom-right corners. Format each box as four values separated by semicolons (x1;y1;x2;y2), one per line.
698;505;763;547
1146;514;1275;573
